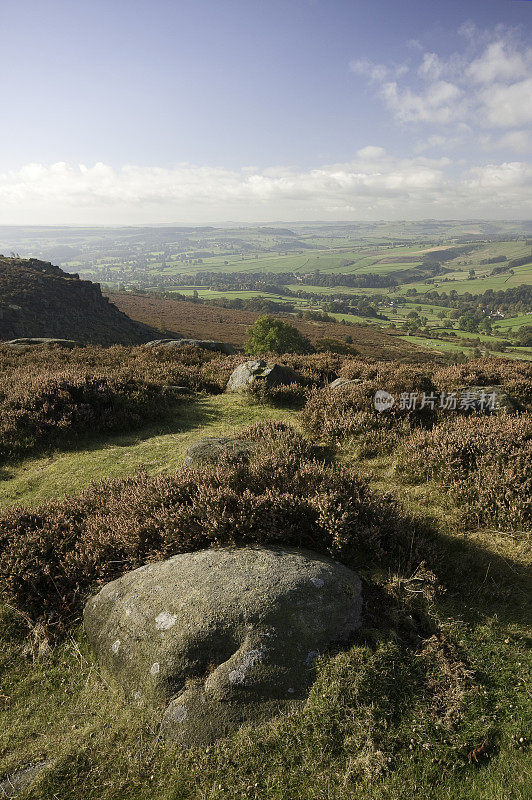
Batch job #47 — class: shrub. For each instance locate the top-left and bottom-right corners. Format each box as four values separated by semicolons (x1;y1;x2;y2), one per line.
0;343;246;462
301;358;532;443
0;423;420;630
314;338;360;356
245;315;313;355
245;381;308;408
300;364;439;442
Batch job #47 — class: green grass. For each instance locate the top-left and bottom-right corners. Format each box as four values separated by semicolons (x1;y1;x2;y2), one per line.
397;334;476;354
396;334;532;360
0;394;297;510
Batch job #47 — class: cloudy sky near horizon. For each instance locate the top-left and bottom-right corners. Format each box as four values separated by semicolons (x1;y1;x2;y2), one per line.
1;0;532;224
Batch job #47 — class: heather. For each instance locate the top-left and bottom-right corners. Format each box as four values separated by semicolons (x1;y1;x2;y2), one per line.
396;414;532;530
300;357;531;442
0;344;235;463
0;422;419;630
0;354;530;800
297;358;532;530
0;345;349;462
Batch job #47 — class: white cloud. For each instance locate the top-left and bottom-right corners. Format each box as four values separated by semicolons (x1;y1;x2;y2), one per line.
493;130;532;153
466;160;532;188
418;53;445;81
356;145;387;160
349;58;408;83
381;80;464;125
414;128;471;153
479;78;532;127
351;26;532;137
467;41;530;83
0;156;530;224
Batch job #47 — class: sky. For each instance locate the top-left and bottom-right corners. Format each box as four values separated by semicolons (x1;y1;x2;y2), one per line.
1;0;532;224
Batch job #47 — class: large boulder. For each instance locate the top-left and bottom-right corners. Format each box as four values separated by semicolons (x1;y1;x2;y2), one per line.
145;339;236;355
84;546;362;745
183;437;254;468
226;360;300;392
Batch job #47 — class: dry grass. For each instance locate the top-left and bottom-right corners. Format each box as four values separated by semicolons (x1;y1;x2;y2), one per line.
107;291;440;362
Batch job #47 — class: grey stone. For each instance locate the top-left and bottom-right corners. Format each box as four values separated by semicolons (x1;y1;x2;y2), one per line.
226;360;300;392
84;546;362;745
329;378;363;390
459;385;516;413
3;338;81;349
144;339;236;355
0;761;51;798
183;437;254;468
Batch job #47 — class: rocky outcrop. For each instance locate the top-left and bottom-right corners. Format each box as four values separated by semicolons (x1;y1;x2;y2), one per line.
145;338;236;355
0;258;160;345
84;546;362;745
226;360;300;392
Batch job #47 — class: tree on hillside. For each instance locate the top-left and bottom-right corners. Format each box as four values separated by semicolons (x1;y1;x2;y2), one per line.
245;315;313;355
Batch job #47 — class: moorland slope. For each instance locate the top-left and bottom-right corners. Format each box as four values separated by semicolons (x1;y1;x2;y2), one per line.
0;347;530;800
108;290;438;362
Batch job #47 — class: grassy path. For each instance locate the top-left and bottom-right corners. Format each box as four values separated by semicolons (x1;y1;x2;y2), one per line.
0;394;297;510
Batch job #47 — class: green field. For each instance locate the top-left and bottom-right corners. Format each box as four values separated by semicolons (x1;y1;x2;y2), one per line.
1;223;530;359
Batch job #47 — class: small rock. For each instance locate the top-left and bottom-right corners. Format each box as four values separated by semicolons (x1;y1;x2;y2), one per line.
0;761;51;798
459;385;516;413
328;378;363;390
183;437;254;468
3;338;81;349
144;339;236;355
226;360;300;392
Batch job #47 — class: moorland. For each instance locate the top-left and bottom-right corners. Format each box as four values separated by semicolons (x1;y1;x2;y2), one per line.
0;330;530;799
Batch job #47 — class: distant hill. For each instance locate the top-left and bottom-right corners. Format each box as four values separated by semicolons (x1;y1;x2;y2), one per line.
0;257;162;345
108;290;439;362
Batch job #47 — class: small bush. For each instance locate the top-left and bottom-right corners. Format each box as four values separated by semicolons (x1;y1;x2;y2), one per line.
245;315;313;355
245;381;308;408
300;365;439;442
0;343;245;462
0;372;176;463
300;358;532;444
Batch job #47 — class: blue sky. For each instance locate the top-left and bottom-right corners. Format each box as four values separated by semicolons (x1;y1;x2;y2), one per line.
1;0;531;223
